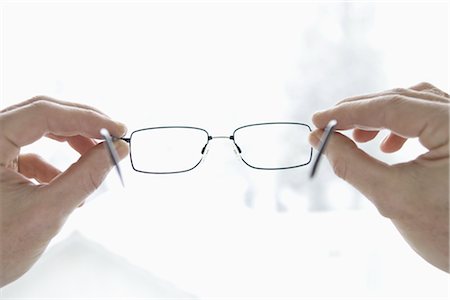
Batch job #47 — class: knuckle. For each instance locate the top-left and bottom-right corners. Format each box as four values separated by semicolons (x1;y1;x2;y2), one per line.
417;81;435;90
380;95;407;114
378;95;407;126
29;95;51;103
391;87;408;94
427;87;449;98
389;94;406;105
30;99;53;111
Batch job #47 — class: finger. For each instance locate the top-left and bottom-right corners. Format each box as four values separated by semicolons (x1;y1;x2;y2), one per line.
47;134;97;155
409;82;450;100
1;95;111;116
66;136;97;155
422;89;450;100
0;100;127;165
380;133;408;153
46;134;98;155
46;133;68;142
352;129;379;143
309;129;395;213
337;87;449;106
18;153;61;184
44;140;129;214
353;129;407;152
408;82;436;91
312;96;449;150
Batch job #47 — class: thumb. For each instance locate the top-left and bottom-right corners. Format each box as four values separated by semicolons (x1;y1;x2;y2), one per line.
309;129;395;210
45;139;129;214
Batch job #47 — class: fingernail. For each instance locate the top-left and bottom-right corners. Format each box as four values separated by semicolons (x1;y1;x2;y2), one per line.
113;139;129;158
116;122;128;137
312;111;325;128
309;131;321;149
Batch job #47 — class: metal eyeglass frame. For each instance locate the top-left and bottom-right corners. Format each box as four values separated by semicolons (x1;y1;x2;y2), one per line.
100;120;336;185
125;122;313;174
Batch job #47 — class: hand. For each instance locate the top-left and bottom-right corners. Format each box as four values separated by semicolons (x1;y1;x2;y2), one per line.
0;96;129;286
309;82;449;272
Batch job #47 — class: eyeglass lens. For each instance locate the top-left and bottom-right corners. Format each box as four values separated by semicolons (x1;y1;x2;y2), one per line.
130;127;209;174
233;123;312;170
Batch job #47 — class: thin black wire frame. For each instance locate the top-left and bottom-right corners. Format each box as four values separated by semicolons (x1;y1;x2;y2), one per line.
121;122;313;174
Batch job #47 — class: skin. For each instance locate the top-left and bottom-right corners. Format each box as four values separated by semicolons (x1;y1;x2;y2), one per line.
309;82;449;272
0;96;129;287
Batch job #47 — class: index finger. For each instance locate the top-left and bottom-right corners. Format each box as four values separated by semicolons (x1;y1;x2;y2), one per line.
336;85;449;106
0;100;127;164
0;95;111;116
312;95;449;150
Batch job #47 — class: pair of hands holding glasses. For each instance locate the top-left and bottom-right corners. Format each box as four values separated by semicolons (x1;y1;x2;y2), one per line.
1;82;448;287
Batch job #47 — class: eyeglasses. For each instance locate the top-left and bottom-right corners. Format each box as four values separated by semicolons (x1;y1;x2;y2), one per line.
100;120;337;184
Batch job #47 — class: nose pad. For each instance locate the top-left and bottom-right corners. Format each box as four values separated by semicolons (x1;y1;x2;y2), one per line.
233;143;242;157
234;143;242;154
200;144;210;163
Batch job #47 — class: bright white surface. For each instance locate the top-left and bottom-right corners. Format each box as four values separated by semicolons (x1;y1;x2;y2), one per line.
1;1;449;299
1;232;196;298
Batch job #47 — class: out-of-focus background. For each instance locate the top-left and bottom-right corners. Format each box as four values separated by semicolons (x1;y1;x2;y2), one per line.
1;1;449;299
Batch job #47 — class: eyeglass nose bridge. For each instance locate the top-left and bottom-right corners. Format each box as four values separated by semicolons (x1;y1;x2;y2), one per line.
204;135;242;154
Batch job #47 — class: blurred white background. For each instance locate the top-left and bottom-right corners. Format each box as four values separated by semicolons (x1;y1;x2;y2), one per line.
1;1;449;299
